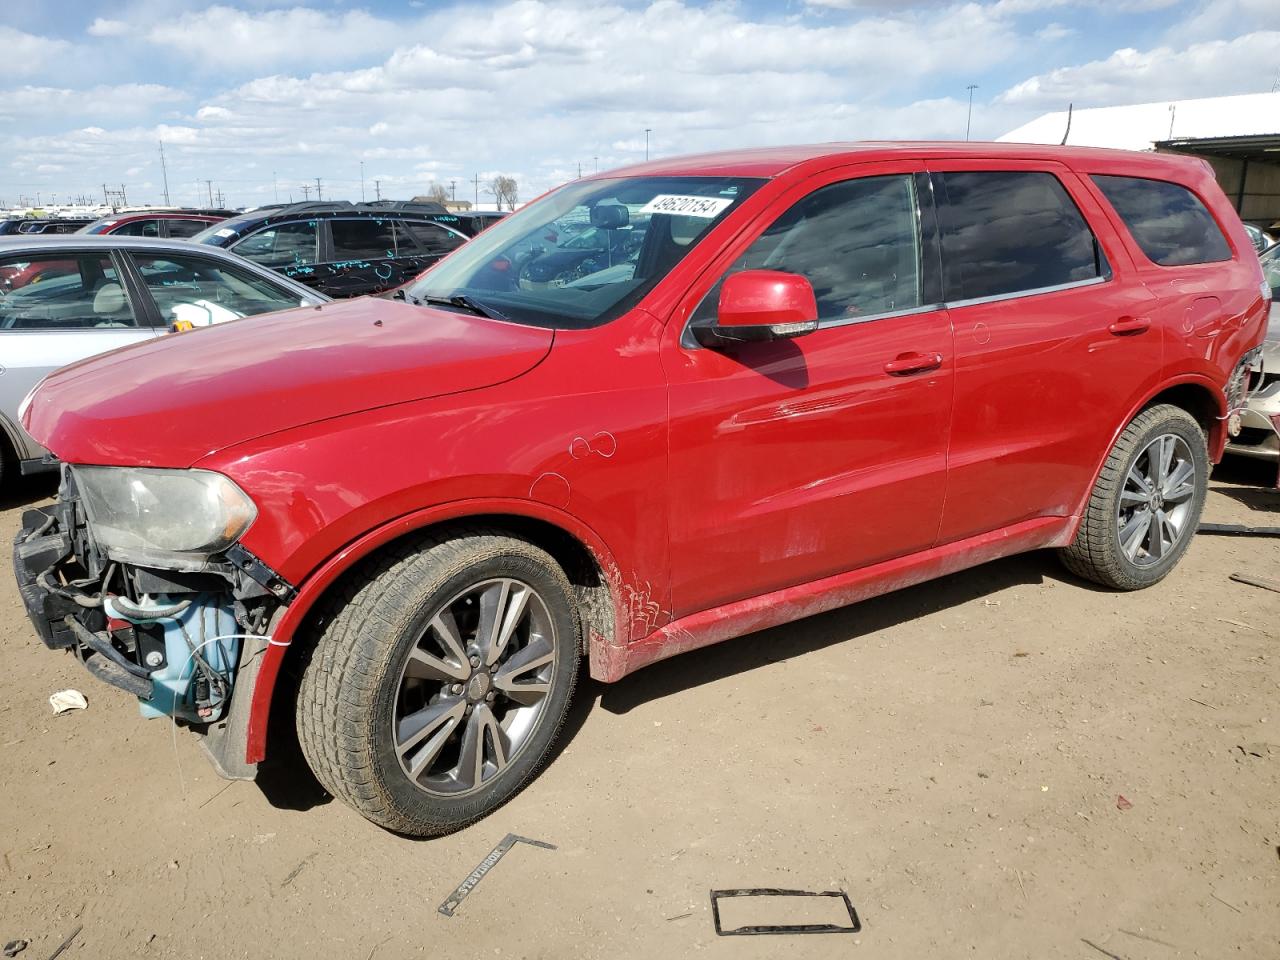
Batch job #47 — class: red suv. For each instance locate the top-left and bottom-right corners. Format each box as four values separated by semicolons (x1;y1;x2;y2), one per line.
15;143;1269;835
80;209;235;239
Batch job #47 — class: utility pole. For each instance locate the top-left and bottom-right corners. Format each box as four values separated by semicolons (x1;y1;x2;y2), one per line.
374;179;381;201
301;184;312;201
450;179;457;201
202;179;214;206
314;177;323;201
965;84;978;141
471;173;481;208
577;161;582;178
594;156;599;173
360;161;365;202
645;128;651;161
158;141;171;206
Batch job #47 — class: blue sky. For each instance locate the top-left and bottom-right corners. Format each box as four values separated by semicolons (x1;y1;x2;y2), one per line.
2;0;1277;208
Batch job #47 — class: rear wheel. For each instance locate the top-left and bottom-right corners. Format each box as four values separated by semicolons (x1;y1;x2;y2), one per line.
1060;404;1208;590
296;531;580;836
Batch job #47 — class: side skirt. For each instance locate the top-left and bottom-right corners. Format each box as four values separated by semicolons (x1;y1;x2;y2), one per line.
589;515;1076;682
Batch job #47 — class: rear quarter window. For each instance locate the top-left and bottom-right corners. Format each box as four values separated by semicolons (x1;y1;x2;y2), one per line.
1091;175;1231;267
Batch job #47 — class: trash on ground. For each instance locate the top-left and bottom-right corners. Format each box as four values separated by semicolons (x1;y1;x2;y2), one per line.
710;888;861;936
1229;572;1280;594
1197;522;1280;537
437;834;556;918
48;691;87;715
1116;795;1133;810
2;940;27;958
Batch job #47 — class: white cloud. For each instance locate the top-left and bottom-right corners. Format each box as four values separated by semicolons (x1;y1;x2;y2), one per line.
0;27;70;75
998;30;1280;108
87;18;129;37
142;5;398;67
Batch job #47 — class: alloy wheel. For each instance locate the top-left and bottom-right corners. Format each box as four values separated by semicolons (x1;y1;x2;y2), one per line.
391;577;558;796
1115;433;1198;567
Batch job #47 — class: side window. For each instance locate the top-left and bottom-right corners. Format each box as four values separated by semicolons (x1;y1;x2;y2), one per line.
937;171;1105;302
132;253;305;327
330;218;398;260
0;255;138;330
111;219;160;237
232;221;318;269
694;174;924;324
1091;175;1231;267
166;219;212;239
401;220;466;256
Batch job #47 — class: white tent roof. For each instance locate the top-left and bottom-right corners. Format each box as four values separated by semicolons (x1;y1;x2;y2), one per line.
999;91;1280;151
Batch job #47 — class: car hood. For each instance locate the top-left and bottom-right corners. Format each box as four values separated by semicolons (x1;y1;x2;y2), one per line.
24;298;554;468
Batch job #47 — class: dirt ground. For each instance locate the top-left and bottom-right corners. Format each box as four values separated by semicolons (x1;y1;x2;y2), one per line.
1;462;1277;960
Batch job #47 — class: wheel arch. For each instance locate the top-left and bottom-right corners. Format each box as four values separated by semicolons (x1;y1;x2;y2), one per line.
244;499;621;765
1067;374;1225;537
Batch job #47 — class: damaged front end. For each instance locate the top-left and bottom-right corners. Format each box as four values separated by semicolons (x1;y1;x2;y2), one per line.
12;466;288;779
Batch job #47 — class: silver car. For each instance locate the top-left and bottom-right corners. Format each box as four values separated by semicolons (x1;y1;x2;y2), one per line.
1227;242;1280;465
0;235;325;487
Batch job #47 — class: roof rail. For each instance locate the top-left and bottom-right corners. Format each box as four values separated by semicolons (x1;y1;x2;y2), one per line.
364;199;449;214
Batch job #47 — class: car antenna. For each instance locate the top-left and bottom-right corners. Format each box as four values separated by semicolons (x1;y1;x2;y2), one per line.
1060;103;1073;146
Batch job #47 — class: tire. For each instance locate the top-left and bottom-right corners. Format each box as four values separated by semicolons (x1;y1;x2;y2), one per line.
296;530;580;836
0;431;14;495
1060;404;1208;590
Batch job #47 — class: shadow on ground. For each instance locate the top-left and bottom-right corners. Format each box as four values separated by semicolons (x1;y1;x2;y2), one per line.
593;549;1067;716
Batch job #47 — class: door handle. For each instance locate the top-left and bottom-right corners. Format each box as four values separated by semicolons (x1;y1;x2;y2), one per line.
1108;316;1151;336
884;352;944;376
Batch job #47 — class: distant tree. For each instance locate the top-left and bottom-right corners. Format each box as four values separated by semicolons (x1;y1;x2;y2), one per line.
489;176;518;211
422;183;449;205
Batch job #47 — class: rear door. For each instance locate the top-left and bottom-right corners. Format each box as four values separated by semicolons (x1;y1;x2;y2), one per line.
0;250;158;460
319;217;409;296
927;161;1161;544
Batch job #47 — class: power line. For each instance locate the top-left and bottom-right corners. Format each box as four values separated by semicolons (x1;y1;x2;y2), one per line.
158;141;170;206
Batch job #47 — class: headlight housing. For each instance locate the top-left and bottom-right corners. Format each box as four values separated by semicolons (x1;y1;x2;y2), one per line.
73;466;257;569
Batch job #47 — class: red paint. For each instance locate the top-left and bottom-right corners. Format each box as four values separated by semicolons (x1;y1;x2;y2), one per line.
717;270;818;328
24;143;1269;767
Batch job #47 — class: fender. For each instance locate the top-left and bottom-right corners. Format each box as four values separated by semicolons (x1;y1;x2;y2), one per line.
244;496;623;764
1064;372;1226;542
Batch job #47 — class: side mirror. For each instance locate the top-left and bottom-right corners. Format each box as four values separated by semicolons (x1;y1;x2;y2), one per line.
694;270;819;347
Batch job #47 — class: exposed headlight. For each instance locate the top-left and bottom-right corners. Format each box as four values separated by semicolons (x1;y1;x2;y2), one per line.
73;466;257;569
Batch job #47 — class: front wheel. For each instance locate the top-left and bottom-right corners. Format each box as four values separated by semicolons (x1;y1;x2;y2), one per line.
297;531;580;836
1060;404;1208;590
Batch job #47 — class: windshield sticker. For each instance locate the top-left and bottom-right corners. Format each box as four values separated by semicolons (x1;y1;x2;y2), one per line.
639;195;734;218
214;227;236;238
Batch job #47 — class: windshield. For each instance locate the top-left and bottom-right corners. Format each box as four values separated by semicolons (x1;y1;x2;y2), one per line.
191;216;256;246
403;176;763;328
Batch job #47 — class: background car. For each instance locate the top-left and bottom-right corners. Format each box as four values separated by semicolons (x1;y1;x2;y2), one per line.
1227;240;1280;469
1244;222;1276;254
0;235;326;486
79;209;238;239
0;218;94;236
191;200;470;297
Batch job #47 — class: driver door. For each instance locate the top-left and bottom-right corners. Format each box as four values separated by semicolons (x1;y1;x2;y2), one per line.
662;162;955;618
